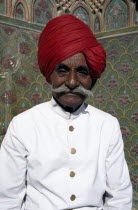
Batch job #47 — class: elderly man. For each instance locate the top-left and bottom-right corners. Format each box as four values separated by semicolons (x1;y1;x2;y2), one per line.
0;15;132;210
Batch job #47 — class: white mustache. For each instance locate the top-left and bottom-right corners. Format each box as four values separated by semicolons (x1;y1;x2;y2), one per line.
51;84;93;97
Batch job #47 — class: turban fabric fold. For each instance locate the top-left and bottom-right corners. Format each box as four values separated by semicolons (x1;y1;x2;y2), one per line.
38;14;106;83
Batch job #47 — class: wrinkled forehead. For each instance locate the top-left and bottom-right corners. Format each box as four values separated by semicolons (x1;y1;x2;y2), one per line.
58;53;87;68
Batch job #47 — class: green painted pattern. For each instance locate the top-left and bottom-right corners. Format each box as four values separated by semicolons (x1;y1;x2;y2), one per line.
34;0;53;25
105;0;128;31
15;2;25;20
73;6;90;26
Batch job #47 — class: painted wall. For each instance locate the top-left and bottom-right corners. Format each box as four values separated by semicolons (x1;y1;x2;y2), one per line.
0;0;138;208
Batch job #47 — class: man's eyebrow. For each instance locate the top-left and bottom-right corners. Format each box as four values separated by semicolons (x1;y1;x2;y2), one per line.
77;65;89;72
56;63;89;72
56;63;69;70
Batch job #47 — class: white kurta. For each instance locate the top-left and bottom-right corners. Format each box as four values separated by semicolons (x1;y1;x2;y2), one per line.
0;98;132;210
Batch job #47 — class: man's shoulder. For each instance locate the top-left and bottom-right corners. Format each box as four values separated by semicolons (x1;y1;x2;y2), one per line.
86;103;118;125
13;100;51;122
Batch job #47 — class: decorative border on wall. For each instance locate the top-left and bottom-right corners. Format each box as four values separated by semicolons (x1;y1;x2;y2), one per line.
0;15;138;39
0;0;137;33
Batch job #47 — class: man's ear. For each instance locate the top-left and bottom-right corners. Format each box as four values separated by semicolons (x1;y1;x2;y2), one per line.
45;77;52;88
48;75;52;85
49;79;52;85
91;79;97;89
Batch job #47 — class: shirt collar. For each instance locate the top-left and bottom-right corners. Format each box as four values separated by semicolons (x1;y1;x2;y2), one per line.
50;97;88;120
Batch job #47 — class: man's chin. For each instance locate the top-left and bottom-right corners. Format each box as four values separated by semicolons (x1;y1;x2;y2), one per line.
54;94;85;112
59;93;83;104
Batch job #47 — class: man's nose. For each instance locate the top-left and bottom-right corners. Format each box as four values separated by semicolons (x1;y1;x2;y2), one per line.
65;71;79;90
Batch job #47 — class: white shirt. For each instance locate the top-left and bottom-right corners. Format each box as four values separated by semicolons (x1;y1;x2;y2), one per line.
0;98;132;210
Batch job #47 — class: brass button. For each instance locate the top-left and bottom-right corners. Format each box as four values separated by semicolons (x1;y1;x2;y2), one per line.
70;148;76;154
70;194;76;201
70;171;75;177
69;126;74;131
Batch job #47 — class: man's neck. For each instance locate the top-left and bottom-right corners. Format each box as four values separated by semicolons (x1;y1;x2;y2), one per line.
53;97;82;113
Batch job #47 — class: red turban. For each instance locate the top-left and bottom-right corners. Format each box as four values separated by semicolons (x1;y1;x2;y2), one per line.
38;14;106;83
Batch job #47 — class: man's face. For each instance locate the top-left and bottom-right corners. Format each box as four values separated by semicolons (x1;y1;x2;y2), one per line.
50;53;92;111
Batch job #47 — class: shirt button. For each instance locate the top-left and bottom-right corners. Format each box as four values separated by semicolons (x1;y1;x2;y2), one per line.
70;171;75;177
70;148;76;154
70;194;76;201
69;126;74;131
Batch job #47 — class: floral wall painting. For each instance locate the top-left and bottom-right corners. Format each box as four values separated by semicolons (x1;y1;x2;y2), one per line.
15;3;25;20
135;10;138;25
94;17;100;33
73;6;90;26
0;0;5;15
34;0;54;25
105;0;128;31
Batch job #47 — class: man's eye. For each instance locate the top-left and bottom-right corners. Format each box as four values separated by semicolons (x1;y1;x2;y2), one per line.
56;69;68;76
58;69;67;72
77;71;89;76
